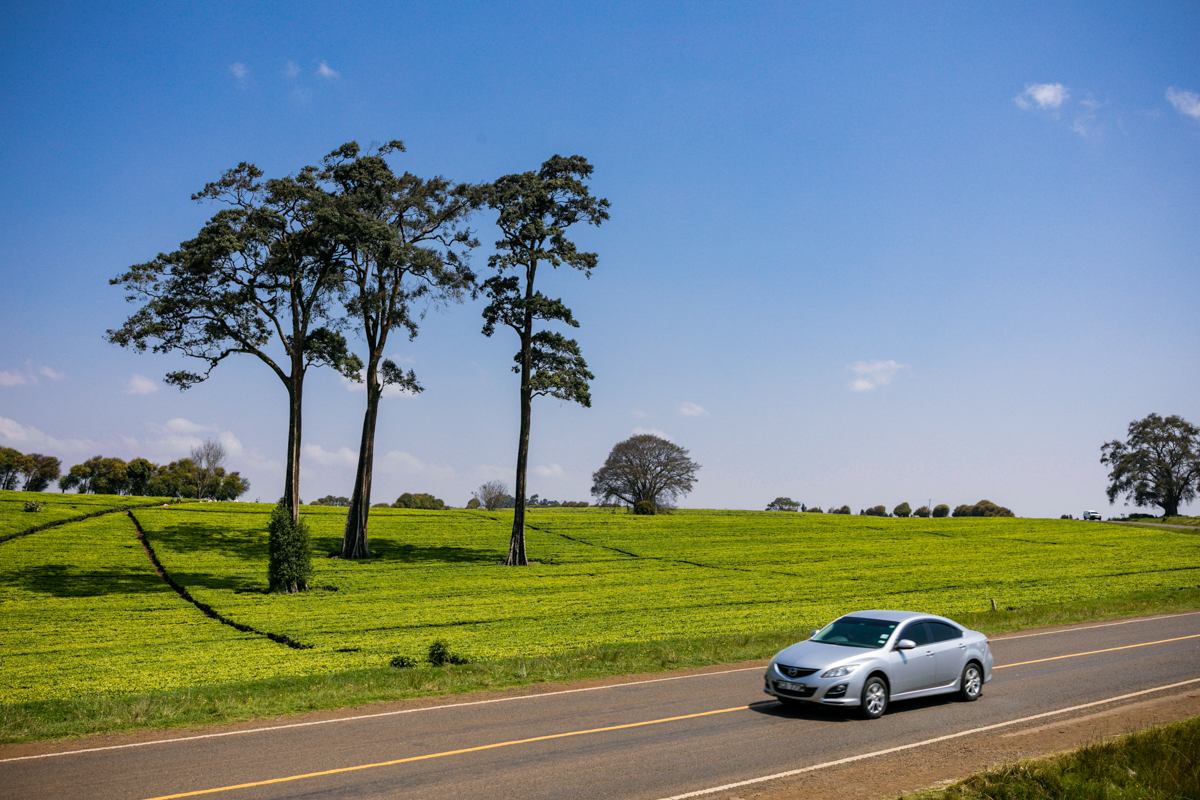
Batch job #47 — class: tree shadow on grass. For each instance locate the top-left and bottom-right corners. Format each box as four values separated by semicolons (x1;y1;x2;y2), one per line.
346;540;503;565
1;564;171;598
144;522;268;565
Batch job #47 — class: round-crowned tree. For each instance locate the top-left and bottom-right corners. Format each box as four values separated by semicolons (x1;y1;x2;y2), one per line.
590;434;700;511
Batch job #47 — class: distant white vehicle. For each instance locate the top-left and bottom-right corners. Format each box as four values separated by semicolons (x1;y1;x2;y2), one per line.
1083;510;1102;521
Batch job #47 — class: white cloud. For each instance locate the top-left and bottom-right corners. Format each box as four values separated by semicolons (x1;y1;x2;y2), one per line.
633;427;670;440
848;359;906;392
163;418;212;435
229;63;248;81
379;450;455;479
282;61;301;78
126;374;158;394
1;362;65;386
303;444;359;467
534;464;565;479
218;431;244;458
0;416;98;454
631;410;648;419
1167;87;1200;120
317;61;339;79
1015;83;1068;110
678;401;709;418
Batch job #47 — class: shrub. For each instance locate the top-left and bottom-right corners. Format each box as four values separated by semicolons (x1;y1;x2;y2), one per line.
310;495;350;507
633;500;656;515
392;492;445;510
805;507;824;513
861;506;888;517
389;655;416;669
893;502;911;518
932;504;950;518
836;505;852;515
268;503;313;593
466;498;481;510
953;499;1015;518
1061;514;1073;520
913;505;931;518
371;503;390;509
426;640;468;666
22;500;43;512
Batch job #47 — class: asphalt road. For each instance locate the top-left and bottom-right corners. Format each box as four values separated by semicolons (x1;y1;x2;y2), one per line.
4;611;1199;800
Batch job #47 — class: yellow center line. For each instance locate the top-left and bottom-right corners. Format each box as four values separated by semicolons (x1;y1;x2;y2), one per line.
994;633;1200;669
142;704;761;800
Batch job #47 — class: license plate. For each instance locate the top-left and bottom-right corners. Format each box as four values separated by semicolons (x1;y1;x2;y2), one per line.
777;681;806;692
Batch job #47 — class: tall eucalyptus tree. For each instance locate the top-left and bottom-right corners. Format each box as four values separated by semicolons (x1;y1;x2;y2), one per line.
321;142;480;559
107;160;360;523
481;155;609;566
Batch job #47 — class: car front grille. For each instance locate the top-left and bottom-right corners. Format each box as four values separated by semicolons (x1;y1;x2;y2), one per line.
779;666;817;679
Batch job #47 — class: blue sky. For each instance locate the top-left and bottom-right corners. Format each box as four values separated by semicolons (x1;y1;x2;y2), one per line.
2;1;1197;517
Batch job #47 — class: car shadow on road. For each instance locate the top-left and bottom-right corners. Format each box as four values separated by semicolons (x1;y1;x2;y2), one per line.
752;693;963;722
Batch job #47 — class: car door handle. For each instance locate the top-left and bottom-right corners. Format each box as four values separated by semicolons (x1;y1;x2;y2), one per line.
925;650;934;657
958;643;967;649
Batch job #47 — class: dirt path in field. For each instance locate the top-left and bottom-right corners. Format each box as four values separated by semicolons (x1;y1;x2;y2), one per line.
712;688;1200;800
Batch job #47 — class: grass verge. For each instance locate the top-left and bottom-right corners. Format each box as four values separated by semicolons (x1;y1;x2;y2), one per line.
4;586;1199;745
903;715;1200;799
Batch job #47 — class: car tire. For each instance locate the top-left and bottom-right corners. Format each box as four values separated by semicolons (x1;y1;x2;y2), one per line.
860;676;888;719
958;662;983;702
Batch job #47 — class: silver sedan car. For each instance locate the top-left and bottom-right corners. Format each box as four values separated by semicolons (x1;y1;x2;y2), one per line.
764;610;993;719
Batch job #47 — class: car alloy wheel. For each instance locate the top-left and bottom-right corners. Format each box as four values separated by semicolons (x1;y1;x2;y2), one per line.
860;676;888;719
959;663;982;701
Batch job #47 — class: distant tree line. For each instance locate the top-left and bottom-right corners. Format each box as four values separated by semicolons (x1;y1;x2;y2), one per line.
0;448;61;492
765;497;1013;518
12;438;251;500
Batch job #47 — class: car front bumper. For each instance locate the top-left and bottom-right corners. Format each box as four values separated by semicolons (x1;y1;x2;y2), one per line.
763;667;863;706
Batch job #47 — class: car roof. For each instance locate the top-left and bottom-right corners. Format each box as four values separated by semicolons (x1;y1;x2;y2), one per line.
841;609;959;626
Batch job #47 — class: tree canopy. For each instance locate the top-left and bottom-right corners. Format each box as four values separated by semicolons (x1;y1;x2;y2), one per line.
107;157;361;522
766;497;800;511
1101;413;1200;517
590;434;700;509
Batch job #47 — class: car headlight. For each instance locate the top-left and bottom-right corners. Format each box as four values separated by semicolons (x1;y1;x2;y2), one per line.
821;665;860;678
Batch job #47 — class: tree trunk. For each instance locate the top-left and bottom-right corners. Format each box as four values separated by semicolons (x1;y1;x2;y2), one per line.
282;371;303;524
506;325;533;567
342;376;381;559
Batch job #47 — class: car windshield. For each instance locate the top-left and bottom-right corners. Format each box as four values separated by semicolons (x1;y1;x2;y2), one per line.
811;617;898;648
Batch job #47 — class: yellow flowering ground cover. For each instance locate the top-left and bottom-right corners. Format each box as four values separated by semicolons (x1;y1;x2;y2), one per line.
2;504;1198;704
0;490;160;539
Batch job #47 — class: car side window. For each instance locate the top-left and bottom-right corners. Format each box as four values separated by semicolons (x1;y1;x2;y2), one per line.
927;621;962;642
899;622;930;646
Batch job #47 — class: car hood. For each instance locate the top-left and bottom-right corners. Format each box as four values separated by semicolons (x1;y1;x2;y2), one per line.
772;639;881;670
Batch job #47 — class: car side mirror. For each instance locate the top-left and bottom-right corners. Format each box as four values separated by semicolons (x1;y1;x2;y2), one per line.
810;630;820;638
895;639;916;650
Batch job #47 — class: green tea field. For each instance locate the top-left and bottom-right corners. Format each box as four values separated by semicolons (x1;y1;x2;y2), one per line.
3;491;1199;707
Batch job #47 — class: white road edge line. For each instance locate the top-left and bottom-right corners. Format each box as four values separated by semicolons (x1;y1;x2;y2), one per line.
0;666;766;763
653;677;1200;800
991;610;1200;641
